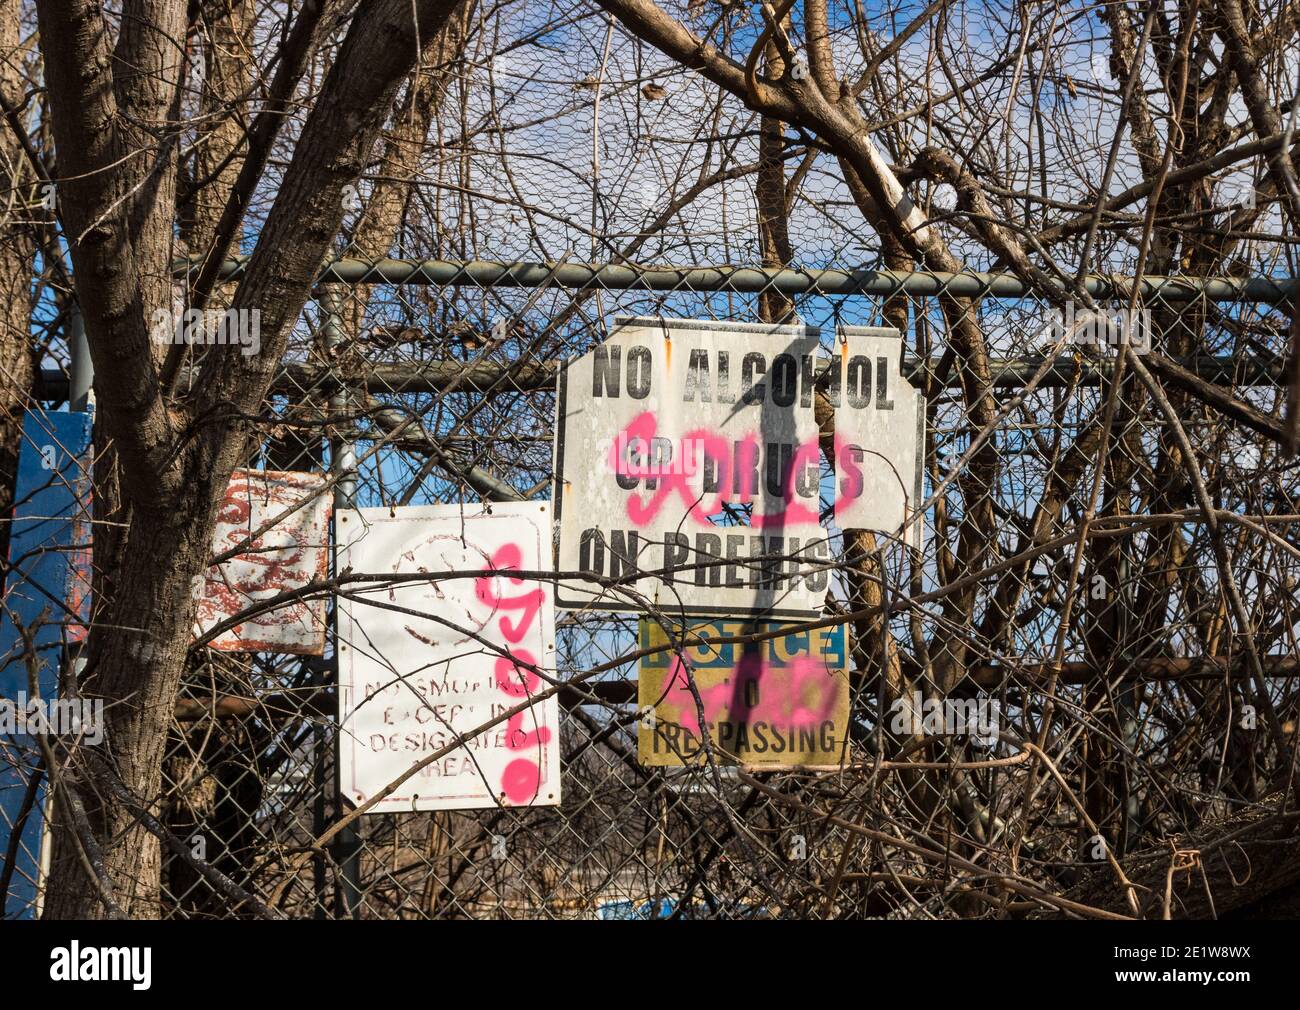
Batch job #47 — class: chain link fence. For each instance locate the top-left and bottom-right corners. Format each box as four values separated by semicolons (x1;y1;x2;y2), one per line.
83;260;1292;919
0;0;1295;927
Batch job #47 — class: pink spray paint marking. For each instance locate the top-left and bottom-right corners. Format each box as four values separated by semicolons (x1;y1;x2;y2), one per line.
478;543;549;804
475;542;543;642
663;652;839;736
753;438;822;528
611;411;866;529
495;651;552;751
612;412;733;525
832;434;867;520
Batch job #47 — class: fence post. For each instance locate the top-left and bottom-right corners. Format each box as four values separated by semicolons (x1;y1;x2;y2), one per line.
318;289;363;918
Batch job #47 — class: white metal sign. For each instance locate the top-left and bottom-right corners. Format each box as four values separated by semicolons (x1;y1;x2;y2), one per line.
554;318;922;618
336;502;560;812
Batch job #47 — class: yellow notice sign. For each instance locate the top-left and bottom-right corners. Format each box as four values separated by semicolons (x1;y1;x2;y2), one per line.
637;620;850;768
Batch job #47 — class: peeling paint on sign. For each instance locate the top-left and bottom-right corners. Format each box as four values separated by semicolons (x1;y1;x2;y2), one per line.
193;469;331;654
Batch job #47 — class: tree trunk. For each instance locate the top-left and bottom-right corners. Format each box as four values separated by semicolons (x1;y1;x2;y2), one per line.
43;513;218;918
36;0;469;919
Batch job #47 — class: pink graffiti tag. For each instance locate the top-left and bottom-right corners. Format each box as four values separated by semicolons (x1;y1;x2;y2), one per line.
475;542;543;642
610;412;729;525
610;411;866;529
477;543;550;803
662;652;839;736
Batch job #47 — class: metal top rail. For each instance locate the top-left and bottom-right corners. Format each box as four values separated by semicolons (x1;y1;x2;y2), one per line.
187;257;1298;303
36;354;1288;404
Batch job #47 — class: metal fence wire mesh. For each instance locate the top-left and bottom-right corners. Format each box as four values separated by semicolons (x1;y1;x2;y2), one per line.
143;267;1299;920
3;0;1300;922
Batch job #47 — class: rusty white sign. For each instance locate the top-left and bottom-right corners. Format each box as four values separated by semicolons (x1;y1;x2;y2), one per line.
193;469;331;654
553;318;923;619
336;502;560;813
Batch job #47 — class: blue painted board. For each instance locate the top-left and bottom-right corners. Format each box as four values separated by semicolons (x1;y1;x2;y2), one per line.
0;409;92;919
